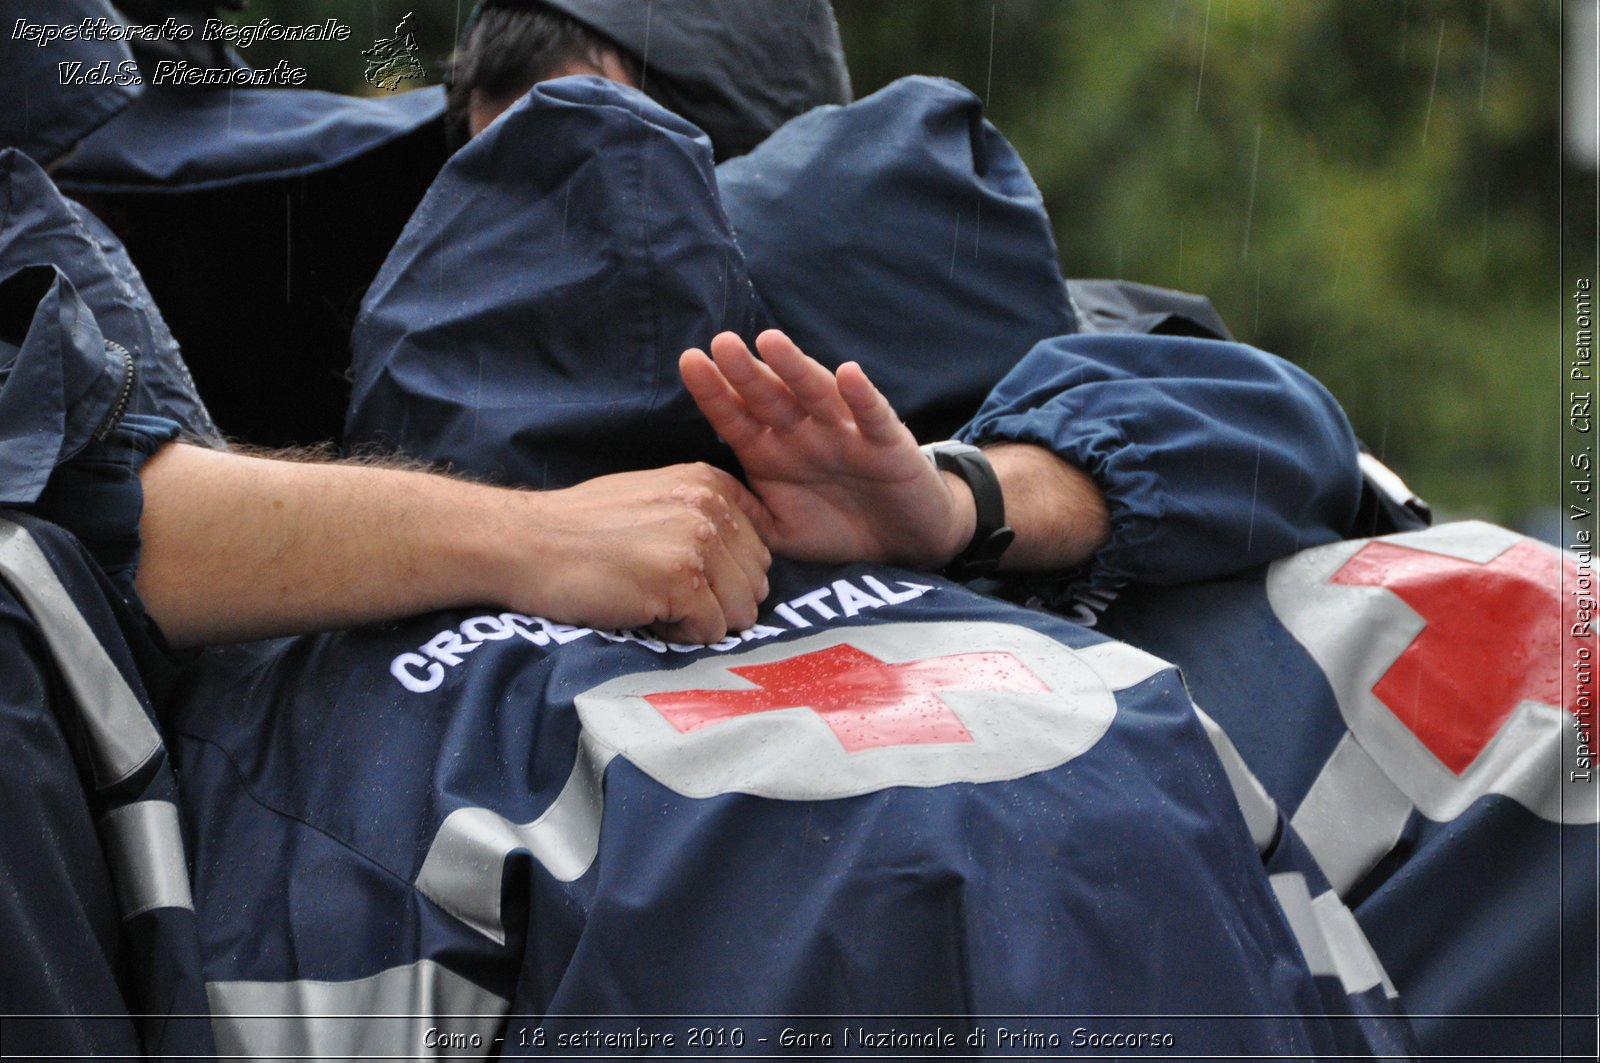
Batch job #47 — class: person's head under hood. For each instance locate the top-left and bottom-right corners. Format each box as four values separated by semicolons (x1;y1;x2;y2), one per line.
446;0;852;158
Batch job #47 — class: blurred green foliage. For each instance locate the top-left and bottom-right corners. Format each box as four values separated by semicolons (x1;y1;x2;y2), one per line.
243;0;1580;526
838;0;1573;528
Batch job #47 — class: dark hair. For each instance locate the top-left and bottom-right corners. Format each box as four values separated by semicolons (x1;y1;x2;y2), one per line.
446;2;639;146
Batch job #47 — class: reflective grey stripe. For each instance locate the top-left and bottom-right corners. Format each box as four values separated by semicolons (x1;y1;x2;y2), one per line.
1290;733;1415;896
1269;872;1392;998
419;633;1164;941
1310;888;1396;999
0;519;161;788
99;800;193;917
208;960;508;1060
1075;640;1169;691
1357;451;1423;510
1194;708;1280;854
415;733;615;945
1269;872;1335;976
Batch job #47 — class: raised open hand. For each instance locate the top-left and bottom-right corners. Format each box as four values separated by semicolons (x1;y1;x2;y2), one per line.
680;330;974;568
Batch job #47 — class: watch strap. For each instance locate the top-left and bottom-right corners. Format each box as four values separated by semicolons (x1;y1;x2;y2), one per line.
921;442;1015;580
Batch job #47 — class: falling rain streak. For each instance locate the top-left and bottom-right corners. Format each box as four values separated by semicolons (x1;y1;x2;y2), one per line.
1242;123;1261;259
949;212;962;280
470;351;483;445
985;2;998;107
1478;1;1491;111
560;182;572;250
1246;438;1261;553
1422;19;1445;145
1253;263;1262;341
976;2;997;262
638;0;653;95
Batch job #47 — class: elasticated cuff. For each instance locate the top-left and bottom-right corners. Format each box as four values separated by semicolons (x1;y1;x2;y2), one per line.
961;415;1163;615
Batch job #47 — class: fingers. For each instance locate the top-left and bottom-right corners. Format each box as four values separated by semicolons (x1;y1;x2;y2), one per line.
698;329;866;436
702;525;762;632
708;331;807;431
680;348;764;449
647;533;757;645
647;575;727;645
837;361;912;447
653;465;772;643
753;330;853;426
540;462;776;645
683;463;773;599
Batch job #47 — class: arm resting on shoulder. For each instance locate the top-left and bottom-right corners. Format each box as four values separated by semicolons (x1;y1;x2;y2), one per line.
955;333;1363;598
680;329;1356;594
680;330;1108;572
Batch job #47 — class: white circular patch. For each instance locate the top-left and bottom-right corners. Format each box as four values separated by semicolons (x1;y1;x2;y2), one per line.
1267;521;1594;825
573;621;1150;801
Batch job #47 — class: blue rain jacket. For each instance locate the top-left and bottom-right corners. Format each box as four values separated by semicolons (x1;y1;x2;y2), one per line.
1098;522;1598;1060
346;77;766;488
0;166;211;1057
57;85;446;193
167;558;1417;1058
0;513;214;1062
348;76;1361;596
0;148;215;596
3;0;445;448
1;149;218;445
0;0;142;167
715;76;1079;444
960;331;1362;609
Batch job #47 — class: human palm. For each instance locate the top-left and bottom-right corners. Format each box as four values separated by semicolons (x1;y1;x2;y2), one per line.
679;330;969;567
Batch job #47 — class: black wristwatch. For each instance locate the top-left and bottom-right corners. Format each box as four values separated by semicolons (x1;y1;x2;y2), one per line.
921;441;1015;580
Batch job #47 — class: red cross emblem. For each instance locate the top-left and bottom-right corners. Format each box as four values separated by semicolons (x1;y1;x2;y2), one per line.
642;644;1048;753
1330;540;1581;775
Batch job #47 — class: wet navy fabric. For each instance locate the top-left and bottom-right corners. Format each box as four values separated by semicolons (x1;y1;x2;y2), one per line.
1100;541;1597;1061
959;331;1362;605
0;0;142;167
348;74;1361;613
0;513;215;1063
715;77;1078;444
0;220;211;1059
0;149;219;445
169;559;1415;1057
346;77;765;488
56;86;446;194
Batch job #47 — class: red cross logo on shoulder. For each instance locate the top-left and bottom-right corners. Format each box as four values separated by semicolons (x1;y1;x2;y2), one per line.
644;644;1048;752
573;622;1135;801
1329;538;1581;775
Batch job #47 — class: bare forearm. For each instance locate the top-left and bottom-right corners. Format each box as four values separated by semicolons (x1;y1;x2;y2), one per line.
137;444;769;649
138;444;519;646
933;443;1111;574
986;443;1110;571
681;330;1110;579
